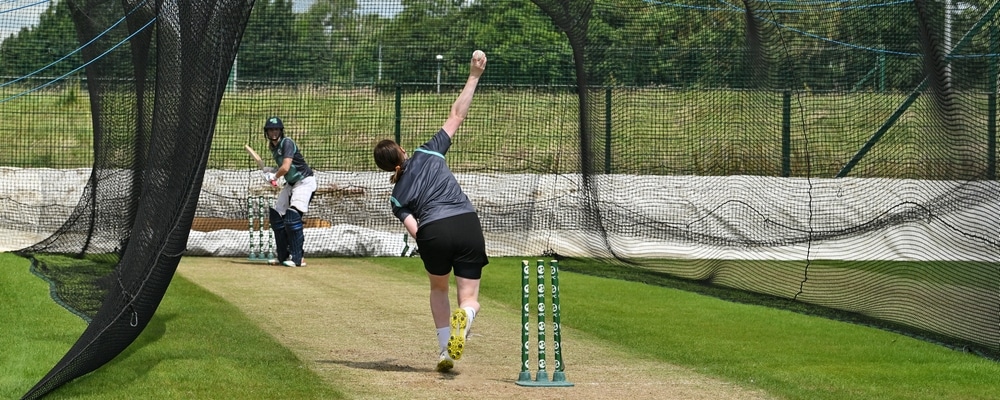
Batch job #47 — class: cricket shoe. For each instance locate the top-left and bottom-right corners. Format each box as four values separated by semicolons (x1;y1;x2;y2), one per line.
281;260;307;267
447;309;469;360
436;350;454;372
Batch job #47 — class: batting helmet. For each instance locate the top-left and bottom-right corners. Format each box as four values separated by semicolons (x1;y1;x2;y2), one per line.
263;116;284;131
263;116;284;140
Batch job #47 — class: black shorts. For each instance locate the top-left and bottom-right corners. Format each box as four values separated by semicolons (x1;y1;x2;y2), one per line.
416;212;489;279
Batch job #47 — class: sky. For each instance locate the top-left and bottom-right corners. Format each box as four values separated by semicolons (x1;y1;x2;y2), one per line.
296;0;403;15
0;0;402;42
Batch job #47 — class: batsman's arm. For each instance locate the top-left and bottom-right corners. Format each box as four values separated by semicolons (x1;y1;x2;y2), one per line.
274;156;293;180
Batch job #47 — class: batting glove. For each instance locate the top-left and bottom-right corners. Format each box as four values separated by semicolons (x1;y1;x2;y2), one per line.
263;172;278;187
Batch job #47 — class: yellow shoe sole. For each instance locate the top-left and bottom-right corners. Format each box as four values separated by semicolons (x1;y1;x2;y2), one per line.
447;309;468;360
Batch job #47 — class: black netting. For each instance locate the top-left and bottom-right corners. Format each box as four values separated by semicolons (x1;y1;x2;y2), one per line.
2;0;1000;397
5;0;251;398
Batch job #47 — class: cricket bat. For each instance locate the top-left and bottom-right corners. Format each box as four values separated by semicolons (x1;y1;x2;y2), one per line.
244;144;277;187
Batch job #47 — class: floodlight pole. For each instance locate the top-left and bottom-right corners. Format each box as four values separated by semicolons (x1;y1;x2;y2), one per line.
945;0;953;81
232;54;238;93
436;54;443;94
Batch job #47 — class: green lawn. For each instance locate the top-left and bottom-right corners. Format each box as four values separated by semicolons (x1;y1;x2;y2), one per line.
5;87;990;178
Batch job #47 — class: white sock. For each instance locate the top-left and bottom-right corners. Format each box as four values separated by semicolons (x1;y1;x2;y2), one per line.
436;327;450;351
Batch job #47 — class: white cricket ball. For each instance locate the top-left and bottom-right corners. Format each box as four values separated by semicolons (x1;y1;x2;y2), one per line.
472;50;485;60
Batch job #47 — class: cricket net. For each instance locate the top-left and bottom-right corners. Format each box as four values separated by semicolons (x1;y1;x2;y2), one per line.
2;0;999;397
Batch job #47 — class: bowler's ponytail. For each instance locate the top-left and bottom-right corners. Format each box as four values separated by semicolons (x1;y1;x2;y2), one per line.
373;139;405;184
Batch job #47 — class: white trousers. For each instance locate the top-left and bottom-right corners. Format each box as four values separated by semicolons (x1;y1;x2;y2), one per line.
273;175;317;215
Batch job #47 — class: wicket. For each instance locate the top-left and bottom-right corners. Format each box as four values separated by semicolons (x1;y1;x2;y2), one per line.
247;195;274;261
516;259;573;387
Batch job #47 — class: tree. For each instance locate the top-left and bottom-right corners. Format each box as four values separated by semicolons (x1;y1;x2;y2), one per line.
375;0;463;85
464;0;574;85
239;0;300;81
300;0;363;84
376;0;573;86
0;1;80;80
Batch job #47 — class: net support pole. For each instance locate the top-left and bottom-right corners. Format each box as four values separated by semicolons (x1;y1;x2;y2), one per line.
878;52;886;92
605;87;612;174
989;23;998;180
394;84;402;144
781;90;791;177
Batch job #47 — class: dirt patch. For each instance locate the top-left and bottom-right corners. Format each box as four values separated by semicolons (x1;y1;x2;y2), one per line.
177;257;772;400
